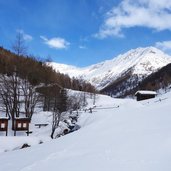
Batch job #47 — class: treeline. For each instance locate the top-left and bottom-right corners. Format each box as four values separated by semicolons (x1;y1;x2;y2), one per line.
0;46;95;92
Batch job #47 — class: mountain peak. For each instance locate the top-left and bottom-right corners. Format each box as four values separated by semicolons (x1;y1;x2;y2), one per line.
115;46;168;62
49;47;171;90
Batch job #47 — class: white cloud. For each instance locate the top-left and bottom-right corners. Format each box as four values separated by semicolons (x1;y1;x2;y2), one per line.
79;45;87;49
155;40;171;52
40;36;70;49
95;0;171;38
17;29;33;41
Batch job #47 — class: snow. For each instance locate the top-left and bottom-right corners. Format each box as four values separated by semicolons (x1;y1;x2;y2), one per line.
1;90;171;171
0;111;52;153
48;47;171;90
135;90;157;95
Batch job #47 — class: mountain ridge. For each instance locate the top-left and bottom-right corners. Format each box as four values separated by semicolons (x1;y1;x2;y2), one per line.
49;46;171;91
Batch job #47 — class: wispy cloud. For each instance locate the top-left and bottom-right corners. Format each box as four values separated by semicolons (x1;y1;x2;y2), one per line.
79;45;87;49
155;40;171;52
17;29;33;41
40;36;70;49
95;0;171;38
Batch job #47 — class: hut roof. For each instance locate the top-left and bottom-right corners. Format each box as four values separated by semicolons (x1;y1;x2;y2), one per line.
135;90;157;96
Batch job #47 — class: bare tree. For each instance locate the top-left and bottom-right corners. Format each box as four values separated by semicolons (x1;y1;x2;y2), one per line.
0;76;11;118
20;78;40;119
67;92;87;112
51;88;68;139
0;73;39;129
0;74;21;129
51;110;61;139
12;31;27;56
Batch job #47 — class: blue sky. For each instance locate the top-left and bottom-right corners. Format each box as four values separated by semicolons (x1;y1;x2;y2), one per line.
1;0;171;67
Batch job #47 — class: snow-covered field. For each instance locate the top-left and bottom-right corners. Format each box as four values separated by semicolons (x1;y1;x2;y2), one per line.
0;91;171;171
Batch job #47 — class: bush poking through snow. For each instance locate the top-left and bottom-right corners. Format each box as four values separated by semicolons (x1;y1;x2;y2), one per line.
20;143;31;149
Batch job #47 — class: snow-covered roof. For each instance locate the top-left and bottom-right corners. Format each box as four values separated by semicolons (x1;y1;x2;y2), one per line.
135;90;157;95
0;117;9;119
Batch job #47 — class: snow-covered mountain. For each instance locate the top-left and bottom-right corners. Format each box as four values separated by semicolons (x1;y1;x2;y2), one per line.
49;47;171;90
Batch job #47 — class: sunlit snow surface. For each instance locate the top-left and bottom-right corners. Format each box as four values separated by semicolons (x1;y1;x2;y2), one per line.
49;47;171;90
1;90;171;171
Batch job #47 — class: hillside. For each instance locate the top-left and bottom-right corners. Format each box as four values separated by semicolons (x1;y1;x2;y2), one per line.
49;47;171;92
112;63;171;98
136;63;171;93
0;91;171;170
0;47;95;92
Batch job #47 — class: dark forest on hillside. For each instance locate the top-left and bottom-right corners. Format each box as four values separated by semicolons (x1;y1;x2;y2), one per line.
138;63;171;91
121;63;171;97
100;63;171;98
0;45;96;137
0;46;95;92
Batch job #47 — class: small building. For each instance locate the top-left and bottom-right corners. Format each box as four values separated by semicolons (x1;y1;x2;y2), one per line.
135;90;157;101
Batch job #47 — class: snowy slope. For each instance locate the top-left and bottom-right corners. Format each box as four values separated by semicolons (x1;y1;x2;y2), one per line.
49;47;171;90
1;92;171;171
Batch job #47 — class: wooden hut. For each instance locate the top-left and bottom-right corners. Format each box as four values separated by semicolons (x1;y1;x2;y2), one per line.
135;90;157;101
0;118;8;136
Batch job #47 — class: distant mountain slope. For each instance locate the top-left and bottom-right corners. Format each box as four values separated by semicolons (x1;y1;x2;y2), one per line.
49;47;171;93
129;63;171;96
